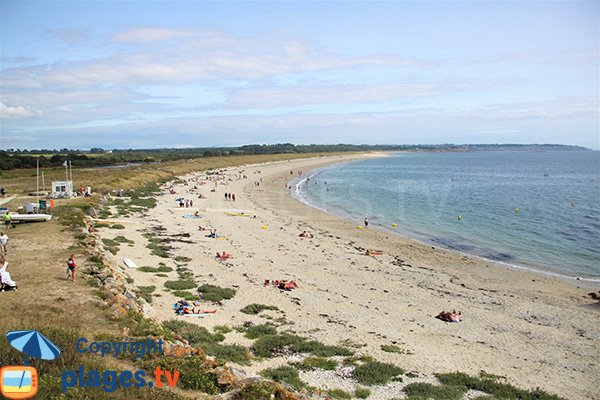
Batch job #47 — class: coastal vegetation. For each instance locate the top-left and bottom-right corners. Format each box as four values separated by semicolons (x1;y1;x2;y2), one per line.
0;143;588;170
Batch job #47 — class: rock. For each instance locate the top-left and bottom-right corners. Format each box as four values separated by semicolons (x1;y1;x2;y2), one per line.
123;288;137;300
141;303;154;316
215;367;237;386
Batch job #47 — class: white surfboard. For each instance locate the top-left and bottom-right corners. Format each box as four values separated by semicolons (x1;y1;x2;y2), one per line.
123;258;137;269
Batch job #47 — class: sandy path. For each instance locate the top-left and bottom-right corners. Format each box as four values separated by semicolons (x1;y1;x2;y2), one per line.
101;154;600;400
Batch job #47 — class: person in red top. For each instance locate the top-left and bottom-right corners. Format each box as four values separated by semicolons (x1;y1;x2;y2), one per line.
67;254;77;282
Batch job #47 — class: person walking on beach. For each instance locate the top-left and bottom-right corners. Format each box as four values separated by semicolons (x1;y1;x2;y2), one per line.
364;217;369;227
4;211;12;229
66;254;77;282
231;193;236;201
0;231;8;255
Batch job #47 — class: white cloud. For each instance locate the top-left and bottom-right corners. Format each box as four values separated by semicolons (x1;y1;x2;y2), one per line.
2;29;420;90
0;102;42;119
112;28;193;42
223;80;518;109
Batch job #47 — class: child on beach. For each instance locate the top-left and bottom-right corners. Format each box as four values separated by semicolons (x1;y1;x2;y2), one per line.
66;254;77;282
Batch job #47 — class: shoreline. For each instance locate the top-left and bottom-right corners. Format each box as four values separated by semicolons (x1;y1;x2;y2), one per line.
290;157;600;289
96;153;599;400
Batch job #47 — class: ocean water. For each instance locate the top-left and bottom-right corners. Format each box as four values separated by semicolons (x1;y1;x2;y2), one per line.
294;151;600;281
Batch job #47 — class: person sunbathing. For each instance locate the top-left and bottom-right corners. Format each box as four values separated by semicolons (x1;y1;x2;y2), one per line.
216;251;233;260
194;211;200;217
276;280;298;290
436;310;462;323
198;225;207;231
182;306;217;314
365;250;383;256
298;231;313;238
206;229;217;238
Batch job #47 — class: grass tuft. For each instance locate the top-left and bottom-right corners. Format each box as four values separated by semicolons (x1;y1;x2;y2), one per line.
301;356;338;371
164;280;196;290
240;303;280;315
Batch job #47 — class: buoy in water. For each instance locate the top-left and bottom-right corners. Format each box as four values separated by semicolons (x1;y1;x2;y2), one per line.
458;214;462;221
391;223;397;227
515;208;519;214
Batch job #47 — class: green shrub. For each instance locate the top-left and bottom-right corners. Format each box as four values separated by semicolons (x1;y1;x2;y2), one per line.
176;267;194;279
162;320;249;364
175;256;192;263
113;235;134;244
234;381;279;400
197;284;236;302
157;265;173;272
102;238;119;247
404;382;466;400
171;290;197;301
240;303;280;315
141;356;219;394
94;223;110;228
353;361;404;386
164;280;196;290
355;387;371;399
328;389;352;399
137;285;156;293
381;344;405;353
301;356;338;371
214;325;232;334
259;366;305;390
253;333;353;358
109;224;126;229
244;323;277;339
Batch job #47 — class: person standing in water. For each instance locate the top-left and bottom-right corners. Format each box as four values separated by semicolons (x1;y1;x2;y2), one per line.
364;217;369;227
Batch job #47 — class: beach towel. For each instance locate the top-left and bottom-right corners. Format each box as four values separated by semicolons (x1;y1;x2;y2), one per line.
183;215;203;219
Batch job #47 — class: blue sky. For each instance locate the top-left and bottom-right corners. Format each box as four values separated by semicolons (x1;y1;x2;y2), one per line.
1;1;598;150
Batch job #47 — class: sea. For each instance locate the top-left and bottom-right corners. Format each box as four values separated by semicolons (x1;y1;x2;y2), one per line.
293;151;600;282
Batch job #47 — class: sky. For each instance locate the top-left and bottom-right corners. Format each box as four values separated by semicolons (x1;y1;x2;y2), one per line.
0;1;598;150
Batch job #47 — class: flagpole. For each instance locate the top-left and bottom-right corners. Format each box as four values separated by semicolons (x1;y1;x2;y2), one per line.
36;159;39;201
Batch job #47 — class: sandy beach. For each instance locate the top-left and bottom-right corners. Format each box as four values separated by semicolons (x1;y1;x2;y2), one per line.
98;154;599;400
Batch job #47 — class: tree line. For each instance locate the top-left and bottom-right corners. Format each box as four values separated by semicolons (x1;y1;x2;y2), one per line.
0;143;588;171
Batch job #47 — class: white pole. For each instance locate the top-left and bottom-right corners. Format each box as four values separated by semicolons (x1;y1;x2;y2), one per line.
42;171;46;194
65;161;69;196
36;159;39;201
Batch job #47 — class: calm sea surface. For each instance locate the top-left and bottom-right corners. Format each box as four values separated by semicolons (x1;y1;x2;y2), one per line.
294;151;600;281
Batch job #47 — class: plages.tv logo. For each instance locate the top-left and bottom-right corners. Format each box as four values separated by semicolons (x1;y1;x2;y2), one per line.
1;330;58;400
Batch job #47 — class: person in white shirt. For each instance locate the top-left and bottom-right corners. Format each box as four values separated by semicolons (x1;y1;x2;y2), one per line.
0;231;7;254
0;256;17;289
